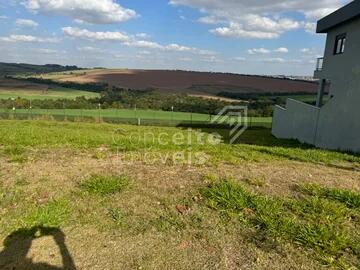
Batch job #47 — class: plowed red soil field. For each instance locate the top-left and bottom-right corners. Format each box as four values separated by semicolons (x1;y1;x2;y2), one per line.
55;69;318;95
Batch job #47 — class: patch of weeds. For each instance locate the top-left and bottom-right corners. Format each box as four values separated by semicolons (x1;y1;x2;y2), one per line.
108;208;124;226
23;198;70;228
80;175;130;196
152;199;187;232
204;173;218;182
93;151;106;160
3;145;26;156
152;213;187;232
243;176;266;187
288;196;348;224
200;179;360;267
9;155;27;163
3;146;28;163
298;183;360;209
0;186;23;209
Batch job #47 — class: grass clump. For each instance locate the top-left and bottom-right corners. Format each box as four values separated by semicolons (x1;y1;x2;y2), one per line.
298;183;360;209
108;208;124;226
23;198;70;228
81;175;129;196
243;176;266;187
2;145;27;163
200;179;360;267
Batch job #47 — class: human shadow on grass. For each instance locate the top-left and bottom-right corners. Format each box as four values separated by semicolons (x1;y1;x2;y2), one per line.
0;226;76;270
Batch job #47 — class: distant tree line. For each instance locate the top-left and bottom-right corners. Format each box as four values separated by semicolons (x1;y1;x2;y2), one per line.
0;87;264;115
0;77;286;116
0;63;80;76
6;76;107;93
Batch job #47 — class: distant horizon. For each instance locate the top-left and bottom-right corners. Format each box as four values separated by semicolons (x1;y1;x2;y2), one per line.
2;61;317;78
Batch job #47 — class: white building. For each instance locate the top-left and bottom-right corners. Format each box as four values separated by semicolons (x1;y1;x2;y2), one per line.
272;0;360;152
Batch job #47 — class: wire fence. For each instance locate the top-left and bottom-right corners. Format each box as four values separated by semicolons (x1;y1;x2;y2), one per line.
0;109;272;129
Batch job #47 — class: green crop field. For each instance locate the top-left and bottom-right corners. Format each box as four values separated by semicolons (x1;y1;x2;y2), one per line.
0;87;100;100
0;120;359;269
0;77;100;100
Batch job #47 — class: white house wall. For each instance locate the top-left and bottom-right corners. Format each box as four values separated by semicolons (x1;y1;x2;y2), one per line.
272;18;360;152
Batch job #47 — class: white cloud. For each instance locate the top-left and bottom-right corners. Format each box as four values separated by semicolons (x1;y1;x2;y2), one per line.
62;27;130;42
274;47;289;53
23;0;137;24
304;22;316;34
138;50;151;55
179;57;192;61
62;26;215;55
135;33;150;39
16;18;38;28
125;40;163;50
304;8;338;20
262;57;286;63
170;0;346;38
77;46;104;53
0;34;59;43
35;48;58;54
201;55;223;63
300;48;311;53
233;57;246;61
0;15;8;20
165;43;195;52
198;16;225;25
248;48;270;54
248;47;289;54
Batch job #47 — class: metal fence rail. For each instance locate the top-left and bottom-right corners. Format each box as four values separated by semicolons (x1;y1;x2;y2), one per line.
0;111;272;129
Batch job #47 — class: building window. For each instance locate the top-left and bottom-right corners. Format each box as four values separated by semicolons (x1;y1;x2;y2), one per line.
334;33;346;55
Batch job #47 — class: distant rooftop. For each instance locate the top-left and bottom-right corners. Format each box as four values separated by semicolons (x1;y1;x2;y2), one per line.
317;0;360;33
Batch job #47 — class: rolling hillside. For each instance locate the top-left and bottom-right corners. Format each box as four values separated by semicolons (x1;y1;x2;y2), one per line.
35;69;319;96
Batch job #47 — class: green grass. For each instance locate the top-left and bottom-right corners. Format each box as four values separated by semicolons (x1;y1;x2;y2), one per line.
0;120;358;168
81;175;130;196
0;108;272;125
0;108;214;122
200;179;360;267
298;183;360;209
23;198;71;228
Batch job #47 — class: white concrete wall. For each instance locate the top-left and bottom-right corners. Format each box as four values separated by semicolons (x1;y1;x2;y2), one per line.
272;99;320;144
315;73;360;152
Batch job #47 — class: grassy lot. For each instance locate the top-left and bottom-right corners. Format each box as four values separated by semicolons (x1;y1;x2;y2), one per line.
0;108;273;126
0;120;359;269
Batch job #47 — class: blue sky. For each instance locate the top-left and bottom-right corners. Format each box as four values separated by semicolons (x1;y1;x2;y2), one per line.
0;0;350;75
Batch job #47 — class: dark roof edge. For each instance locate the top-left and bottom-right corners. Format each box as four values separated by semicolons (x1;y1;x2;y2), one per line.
317;0;360;33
